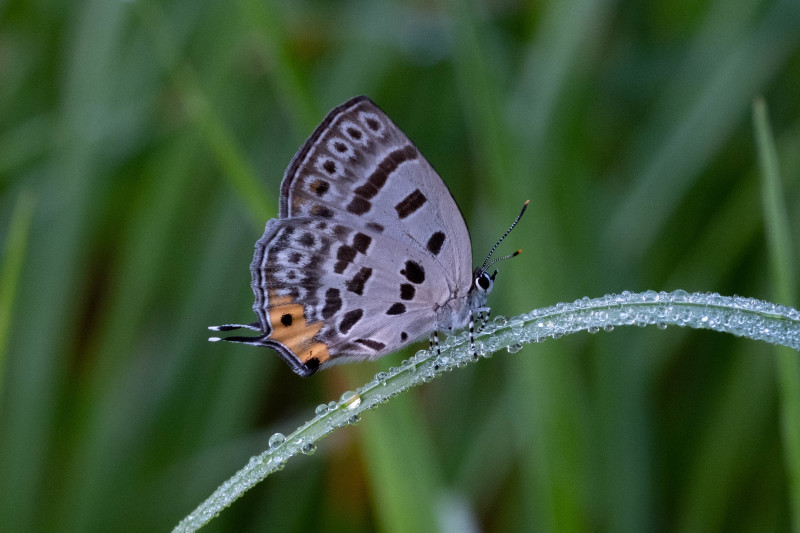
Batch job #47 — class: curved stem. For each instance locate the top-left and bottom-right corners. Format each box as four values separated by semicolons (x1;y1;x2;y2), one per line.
174;290;800;532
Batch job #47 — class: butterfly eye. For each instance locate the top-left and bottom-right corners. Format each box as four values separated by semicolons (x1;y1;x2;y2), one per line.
475;272;493;292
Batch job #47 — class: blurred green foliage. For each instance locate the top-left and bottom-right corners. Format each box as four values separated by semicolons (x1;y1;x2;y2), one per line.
1;0;799;531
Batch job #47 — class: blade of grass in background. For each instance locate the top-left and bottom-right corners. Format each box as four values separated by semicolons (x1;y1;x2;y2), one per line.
605;0;800;265
754;97;800;531
0;191;35;400
135;0;272;225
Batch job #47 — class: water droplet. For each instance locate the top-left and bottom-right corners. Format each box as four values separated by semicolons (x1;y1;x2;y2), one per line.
656;322;668;330
493;316;508;327
587;326;600;334
268;433;286;449
339;390;362;410
347;414;361;425
315;404;329;416
507;343;523;354
301;442;317;455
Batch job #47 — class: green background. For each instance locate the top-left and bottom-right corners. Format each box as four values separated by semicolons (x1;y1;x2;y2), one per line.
1;0;799;531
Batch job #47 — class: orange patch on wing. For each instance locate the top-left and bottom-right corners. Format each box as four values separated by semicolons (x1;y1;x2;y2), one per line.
267;292;330;365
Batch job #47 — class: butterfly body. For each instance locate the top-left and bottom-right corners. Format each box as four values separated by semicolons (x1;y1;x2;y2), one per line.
212;96;523;377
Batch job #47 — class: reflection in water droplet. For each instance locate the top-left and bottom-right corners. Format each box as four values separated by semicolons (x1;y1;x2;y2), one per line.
268;433;286;449
340;390;362;410
315;404;328;416
301;442;317;455
507;343;523;354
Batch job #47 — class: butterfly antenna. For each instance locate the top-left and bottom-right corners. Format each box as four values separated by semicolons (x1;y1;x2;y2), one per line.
485;249;522;270
480;200;529;270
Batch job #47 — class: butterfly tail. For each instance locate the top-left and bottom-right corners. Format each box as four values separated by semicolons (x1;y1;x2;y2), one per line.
209;322;262;332
208;322;266;343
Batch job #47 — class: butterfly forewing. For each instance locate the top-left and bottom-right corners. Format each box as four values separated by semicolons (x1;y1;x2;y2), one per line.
279;97;472;292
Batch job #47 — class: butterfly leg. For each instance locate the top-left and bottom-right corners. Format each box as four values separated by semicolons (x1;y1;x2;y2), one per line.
429;329;441;356
469;310;478;359
477;308;491;332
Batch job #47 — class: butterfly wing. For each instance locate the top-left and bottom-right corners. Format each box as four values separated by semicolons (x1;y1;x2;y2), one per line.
278;96;472;294
232;96;472;376
251;216;457;371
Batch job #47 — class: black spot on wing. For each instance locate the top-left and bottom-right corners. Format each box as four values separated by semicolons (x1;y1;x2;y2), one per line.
426;231;446;255
395;189;427;219
347;196;371;215
352;232;371;254
347;126;363;140
355;338;386;351
353;145;418;200
304;357;320;373
333;225;351;238
321;288;342;319
322;160;337;174
310;179;330;197
280;313;293;327
339;309;363;334
400;284;415;300
334;244;357;274
346;267;372;295
401;332;408;341
400;260;425;284
386;303;406;315
299;232;315;247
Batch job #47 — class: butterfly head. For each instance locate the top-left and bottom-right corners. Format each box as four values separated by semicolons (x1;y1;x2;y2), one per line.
474;268;494;293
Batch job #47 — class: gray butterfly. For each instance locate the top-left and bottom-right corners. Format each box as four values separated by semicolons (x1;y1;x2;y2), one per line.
211;96;527;376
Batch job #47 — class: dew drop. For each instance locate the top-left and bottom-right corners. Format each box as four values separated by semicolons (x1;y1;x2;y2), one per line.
268;433;286;449
493;316;508;327
656;322;668;330
340;390;362;410
348;414;361;425
301;442;317;455
507;343;523;354
315;404;329;416
587;326;600;334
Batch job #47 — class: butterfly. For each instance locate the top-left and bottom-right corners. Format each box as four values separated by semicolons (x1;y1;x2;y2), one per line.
210;96;527;376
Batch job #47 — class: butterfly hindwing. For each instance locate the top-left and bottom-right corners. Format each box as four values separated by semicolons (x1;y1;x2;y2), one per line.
252;215;455;370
